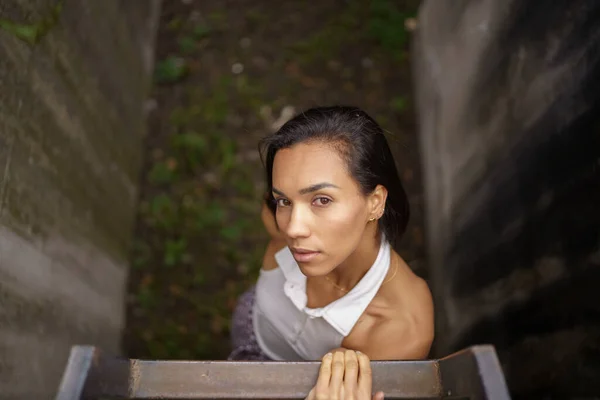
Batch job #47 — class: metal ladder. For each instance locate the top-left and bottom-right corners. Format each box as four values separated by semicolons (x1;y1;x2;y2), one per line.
55;344;511;399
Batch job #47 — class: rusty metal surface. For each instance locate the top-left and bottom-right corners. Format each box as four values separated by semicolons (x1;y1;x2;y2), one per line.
55;345;510;399
82;347;131;399
130;360;440;399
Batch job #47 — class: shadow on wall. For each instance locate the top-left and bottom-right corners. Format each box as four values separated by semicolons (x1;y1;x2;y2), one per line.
412;0;600;398
0;1;159;398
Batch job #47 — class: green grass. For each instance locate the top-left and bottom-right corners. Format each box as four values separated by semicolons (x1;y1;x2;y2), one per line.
367;0;416;60
128;0;419;361
129;19;269;359
286;0;416;65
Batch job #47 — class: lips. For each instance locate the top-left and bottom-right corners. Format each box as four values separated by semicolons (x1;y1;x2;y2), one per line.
290;247;320;263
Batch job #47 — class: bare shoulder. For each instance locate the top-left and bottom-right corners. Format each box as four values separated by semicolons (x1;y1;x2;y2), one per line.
407;269;434;319
398;257;435;341
387;254;434;314
364;312;433;360
406;274;435;352
261;238;288;271
365;256;434;360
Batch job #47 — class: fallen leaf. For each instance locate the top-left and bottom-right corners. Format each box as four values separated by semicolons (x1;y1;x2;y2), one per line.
285;62;300;77
300;76;317;88
166;157;178;170
328;60;341;71
169;284;183;296
141;274;154;288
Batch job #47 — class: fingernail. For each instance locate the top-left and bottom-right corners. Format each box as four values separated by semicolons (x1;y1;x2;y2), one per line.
325;352;332;358
356;351;362;354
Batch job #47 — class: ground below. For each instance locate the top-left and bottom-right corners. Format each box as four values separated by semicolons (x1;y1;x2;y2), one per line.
124;0;425;361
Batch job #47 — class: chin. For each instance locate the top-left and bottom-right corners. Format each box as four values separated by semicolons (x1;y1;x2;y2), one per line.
297;262;333;278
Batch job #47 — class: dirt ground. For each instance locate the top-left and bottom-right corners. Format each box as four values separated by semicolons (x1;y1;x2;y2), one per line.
124;0;425;361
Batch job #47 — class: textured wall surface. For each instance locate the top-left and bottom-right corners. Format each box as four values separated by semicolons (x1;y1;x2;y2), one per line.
0;0;160;398
413;0;600;398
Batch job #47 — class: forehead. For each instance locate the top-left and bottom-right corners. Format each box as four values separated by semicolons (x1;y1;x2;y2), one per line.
272;142;353;188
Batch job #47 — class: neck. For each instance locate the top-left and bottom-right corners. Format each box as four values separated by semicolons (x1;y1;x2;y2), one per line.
326;228;383;291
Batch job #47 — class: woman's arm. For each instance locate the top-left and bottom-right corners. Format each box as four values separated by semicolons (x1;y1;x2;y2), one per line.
326;324;431;361
355;277;435;360
359;320;433;360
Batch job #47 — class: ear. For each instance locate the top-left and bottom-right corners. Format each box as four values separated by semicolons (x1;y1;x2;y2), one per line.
368;184;388;220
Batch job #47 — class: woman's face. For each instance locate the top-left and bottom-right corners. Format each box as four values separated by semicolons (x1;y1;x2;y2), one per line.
271;141;378;276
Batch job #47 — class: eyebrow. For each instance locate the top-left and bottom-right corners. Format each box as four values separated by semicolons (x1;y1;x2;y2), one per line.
272;182;340;196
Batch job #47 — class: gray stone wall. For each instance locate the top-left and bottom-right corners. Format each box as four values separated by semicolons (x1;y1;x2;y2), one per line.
413;0;600;398
0;1;160;398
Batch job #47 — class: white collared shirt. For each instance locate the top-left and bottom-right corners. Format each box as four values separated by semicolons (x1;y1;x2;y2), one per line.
253;238;391;360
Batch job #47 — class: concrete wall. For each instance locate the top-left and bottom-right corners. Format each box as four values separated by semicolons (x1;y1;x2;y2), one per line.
413;0;600;398
0;1;160;398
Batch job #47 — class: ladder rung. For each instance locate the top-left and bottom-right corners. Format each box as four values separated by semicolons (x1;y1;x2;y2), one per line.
55;345;510;399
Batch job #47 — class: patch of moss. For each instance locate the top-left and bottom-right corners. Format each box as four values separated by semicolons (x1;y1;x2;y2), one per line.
0;0;64;45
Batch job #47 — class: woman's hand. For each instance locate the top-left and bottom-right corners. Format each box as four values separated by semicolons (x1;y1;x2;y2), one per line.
306;349;384;400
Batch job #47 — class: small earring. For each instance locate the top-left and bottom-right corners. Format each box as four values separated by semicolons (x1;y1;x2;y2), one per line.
369;217;376;222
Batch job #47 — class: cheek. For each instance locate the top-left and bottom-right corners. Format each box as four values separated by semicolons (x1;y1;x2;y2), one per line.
317;206;366;266
274;207;291;230
319;201;367;239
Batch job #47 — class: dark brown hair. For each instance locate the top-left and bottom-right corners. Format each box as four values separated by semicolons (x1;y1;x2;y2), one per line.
259;106;409;244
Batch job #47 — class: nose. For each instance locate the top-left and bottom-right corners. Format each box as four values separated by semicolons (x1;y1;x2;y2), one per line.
284;205;311;239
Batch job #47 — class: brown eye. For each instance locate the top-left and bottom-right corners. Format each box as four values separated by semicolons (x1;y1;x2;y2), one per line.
313;197;331;206
276;198;291;207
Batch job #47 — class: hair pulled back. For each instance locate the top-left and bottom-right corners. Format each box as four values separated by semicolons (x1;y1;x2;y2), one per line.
259;105;409;244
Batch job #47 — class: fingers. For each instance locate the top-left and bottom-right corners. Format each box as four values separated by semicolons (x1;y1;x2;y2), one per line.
357;351;373;396
329;351;345;397
315;353;333;398
372;391;385;400
343;350;359;396
311;350;380;400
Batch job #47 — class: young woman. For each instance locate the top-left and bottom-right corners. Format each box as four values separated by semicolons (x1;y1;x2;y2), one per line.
229;106;434;361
